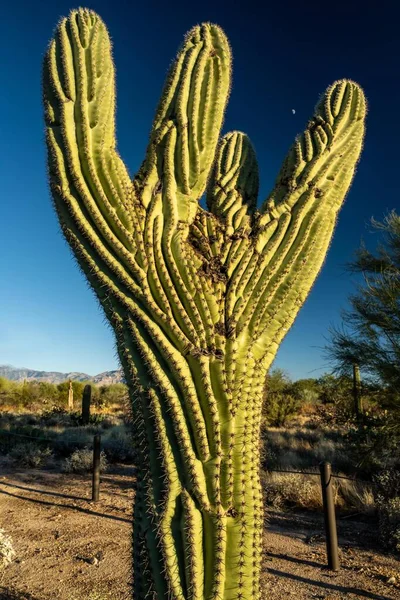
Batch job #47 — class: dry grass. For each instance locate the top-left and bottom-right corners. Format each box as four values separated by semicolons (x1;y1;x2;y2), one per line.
264;471;323;510
263;426;354;473
0;410;136;464
262;425;376;514
263;470;375;514
0;411;383;518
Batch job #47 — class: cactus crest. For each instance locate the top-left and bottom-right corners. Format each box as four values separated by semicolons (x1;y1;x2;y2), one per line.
43;8;366;599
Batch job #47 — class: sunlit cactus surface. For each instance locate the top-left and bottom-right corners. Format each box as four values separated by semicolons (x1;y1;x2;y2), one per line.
43;8;366;599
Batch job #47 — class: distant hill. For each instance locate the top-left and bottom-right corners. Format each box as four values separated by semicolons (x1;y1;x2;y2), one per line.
0;365;124;385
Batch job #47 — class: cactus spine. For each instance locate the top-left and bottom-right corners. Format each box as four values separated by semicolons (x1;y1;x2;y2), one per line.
82;384;91;425
43;8;366;599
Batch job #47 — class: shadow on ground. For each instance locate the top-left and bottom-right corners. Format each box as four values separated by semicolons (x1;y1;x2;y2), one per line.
0;589;41;600
0;485;131;523
267;568;393;600
267;509;380;551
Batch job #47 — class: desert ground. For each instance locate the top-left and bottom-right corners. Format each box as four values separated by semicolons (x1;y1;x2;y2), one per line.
0;458;398;600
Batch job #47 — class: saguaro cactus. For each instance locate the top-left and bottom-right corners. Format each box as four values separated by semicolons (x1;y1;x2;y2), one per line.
82;384;92;425
68;380;74;410
43;8;366;599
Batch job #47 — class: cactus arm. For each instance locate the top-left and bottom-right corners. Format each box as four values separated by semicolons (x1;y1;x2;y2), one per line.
249;81;366;364
217;82;366;366
135;24;231;362
43;10;144;263
207;131;259;223
44;10;207;353
134;23;231;224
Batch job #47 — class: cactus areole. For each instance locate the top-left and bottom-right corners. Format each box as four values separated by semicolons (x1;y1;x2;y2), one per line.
43;8;366;599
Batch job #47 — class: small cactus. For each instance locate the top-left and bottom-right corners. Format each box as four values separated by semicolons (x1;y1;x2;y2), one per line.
82;384;92;425
43;8;366;598
68;380;74;410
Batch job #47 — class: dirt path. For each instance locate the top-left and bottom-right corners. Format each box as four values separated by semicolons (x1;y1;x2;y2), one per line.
0;459;398;600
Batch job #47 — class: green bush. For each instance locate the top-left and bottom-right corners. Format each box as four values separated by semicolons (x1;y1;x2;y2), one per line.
97;383;128;409
9;442;53;468
0;378;19;406
374;468;400;553
263;370;302;427
102;425;136;463
376;498;400;553
63;447;108;473
40;406;74;427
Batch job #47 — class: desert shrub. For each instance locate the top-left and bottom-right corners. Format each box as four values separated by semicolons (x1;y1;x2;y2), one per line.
343;416;400;476
0;379;26;408
7;423;50;440
40;407;120;429
40;406;74;427
84;413;109;426
0;528;16;568
19;381;59;409
0;380;60;410
63;447;108;473
9;442;53;468
290;378;320;407
97;383;128;410
0;414;12;430
56;410;103;427
99;415;123;429
316;374;353;406
102;425;136;463
376;498;400;553
263;370;303;427
55;426;100;454
374;468;400;552
0;377;16;395
335;478;375;513
262;426;354;474
264;472;322;510
263;470;375;513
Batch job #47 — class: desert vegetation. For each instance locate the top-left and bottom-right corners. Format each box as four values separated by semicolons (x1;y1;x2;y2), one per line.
0;365;399;555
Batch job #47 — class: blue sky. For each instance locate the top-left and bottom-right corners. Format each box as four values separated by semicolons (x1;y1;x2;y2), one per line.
1;0;399;380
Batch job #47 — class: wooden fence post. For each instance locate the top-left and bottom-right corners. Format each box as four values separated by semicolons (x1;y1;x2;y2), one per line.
319;461;339;570
92;434;101;501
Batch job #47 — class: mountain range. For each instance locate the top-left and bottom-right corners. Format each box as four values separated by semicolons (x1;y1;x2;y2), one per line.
0;365;124;385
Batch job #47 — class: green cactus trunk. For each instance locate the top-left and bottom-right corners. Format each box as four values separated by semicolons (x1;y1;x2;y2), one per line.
43;8;366;598
81;384;91;425
124;347;265;599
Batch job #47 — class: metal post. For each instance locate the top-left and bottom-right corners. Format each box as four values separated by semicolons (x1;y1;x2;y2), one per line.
92;434;101;502
319;461;339;571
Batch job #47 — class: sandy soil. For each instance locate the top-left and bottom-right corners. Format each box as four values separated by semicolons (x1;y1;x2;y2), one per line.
0;458;398;600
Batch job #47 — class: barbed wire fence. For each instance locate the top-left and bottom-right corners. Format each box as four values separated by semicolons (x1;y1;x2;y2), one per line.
0;428;379;571
0;429;102;503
